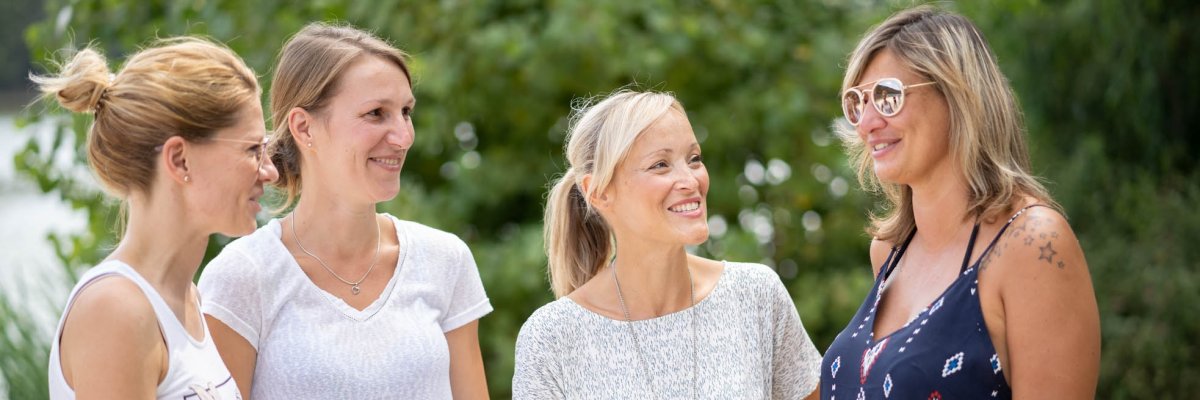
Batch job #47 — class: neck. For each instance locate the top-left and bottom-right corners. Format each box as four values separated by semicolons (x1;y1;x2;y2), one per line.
290;193;380;262
608;235;694;319
909;169;974;248
108;195;209;302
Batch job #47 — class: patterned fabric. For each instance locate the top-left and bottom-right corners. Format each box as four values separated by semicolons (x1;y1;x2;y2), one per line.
820;206;1041;399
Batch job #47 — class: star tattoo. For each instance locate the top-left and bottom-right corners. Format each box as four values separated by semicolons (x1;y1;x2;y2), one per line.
1038;242;1057;264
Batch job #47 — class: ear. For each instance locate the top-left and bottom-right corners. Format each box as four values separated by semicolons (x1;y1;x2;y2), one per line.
287;106;316;148
159;136;190;184
581;173;612;211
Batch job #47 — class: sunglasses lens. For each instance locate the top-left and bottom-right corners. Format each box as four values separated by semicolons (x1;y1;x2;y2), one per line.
843;90;864;125
873;79;904;116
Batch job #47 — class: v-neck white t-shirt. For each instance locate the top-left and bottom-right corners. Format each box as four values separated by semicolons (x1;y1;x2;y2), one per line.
197;215;492;400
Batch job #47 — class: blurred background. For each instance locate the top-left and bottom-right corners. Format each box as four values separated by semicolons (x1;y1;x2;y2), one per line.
1;0;1196;398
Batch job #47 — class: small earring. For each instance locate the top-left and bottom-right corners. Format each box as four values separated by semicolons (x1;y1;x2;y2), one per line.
184;175;191;183
306;141;313;148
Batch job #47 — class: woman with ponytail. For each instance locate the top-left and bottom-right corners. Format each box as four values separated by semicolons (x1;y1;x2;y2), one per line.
513;90;822;399
34;37;276;399
197;23;492;399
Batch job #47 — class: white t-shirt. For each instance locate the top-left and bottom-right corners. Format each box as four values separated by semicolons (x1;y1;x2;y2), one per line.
48;261;241;400
197;215;492;400
513;262;822;399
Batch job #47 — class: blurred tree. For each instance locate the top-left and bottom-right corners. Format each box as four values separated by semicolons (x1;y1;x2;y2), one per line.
6;0;1197;398
0;0;42;91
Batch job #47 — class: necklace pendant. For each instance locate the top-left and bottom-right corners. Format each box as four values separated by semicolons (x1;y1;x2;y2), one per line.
351;284;361;295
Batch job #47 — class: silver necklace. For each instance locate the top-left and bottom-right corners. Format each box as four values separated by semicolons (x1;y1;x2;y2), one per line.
611;258;699;399
290;212;381;295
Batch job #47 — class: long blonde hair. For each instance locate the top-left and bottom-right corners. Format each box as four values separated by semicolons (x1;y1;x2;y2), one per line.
544;90;683;297
267;22;411;212
836;5;1060;244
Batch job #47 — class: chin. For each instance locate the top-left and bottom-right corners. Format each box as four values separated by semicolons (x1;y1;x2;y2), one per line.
371;182;402;203
221;222;257;238
681;226;710;246
872;167;901;184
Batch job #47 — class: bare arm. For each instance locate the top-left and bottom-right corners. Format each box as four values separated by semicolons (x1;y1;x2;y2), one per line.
206;315;257;400
446;320;489;400
60;277;163;399
997;208;1100;398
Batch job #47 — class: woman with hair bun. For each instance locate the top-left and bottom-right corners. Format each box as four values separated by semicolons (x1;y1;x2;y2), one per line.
34;37;277;399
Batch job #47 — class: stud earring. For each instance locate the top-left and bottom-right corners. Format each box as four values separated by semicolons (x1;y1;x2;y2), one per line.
184;175;191;183
306;141;313;148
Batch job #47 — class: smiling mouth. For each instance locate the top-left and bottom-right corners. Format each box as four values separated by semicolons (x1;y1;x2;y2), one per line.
668;201;701;213
371;157;401;165
873;142;895;151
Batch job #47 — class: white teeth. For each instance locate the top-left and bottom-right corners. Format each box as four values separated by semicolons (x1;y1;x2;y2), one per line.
373;158;399;165
873;143;891;151
669;202;700;213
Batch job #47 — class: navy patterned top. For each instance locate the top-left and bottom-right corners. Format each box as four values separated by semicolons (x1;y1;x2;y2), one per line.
820;206;1039;399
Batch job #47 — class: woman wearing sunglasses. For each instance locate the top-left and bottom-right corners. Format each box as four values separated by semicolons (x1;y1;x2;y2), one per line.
35;37;276;398
820;5;1099;399
197;23;492;399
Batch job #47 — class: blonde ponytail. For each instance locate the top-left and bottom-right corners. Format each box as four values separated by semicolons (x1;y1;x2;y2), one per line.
544;169;612;297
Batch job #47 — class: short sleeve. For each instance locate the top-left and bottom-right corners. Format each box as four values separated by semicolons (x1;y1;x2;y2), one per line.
197;245;263;350
512;308;565;399
439;238;492;332
768;270;822;399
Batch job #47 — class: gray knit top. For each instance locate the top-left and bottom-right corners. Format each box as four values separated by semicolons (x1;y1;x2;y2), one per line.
513;262;821;399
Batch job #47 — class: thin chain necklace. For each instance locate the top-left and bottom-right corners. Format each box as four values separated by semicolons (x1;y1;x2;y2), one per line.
611;257;699;399
290;212;381;295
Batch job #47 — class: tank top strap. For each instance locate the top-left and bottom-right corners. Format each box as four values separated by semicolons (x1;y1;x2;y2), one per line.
971;204;1050;268
881;227;918;281
76;261;200;349
959;222;983;272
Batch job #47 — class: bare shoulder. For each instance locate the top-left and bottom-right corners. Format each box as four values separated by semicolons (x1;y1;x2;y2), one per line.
981;205;1090;283
869;238;893;277
59;276;164;389
63;276;160;343
980;205;1100;395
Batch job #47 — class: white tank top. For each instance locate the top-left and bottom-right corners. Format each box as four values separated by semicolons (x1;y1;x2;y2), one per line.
48;260;242;399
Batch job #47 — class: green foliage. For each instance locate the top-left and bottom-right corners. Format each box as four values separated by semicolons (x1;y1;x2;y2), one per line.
0;294;52;400
4;0;1197;398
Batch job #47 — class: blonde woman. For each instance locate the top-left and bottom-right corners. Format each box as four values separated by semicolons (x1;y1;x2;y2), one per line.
198;23;491;399
513;90;821;399
35;37;275;398
820;6;1100;399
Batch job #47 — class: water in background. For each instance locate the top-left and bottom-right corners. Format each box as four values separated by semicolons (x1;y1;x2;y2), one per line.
0;113;86;334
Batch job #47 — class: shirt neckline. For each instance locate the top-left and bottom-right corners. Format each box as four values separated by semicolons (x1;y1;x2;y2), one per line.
266;214;410;322
562;260;732;324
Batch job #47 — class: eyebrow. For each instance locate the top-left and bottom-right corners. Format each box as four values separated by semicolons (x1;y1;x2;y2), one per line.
360;96;417;108
638;143;701;159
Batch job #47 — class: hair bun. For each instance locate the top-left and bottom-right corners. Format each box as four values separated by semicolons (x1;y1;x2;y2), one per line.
31;48;113;113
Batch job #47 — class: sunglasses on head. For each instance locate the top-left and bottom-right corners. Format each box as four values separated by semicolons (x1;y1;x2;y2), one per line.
842;77;936;126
